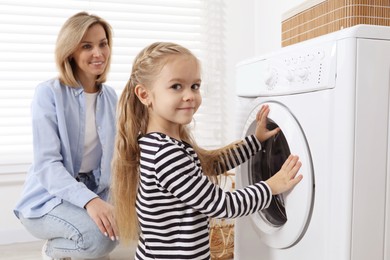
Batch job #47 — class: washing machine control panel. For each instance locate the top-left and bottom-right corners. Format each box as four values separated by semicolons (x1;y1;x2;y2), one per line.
236;41;337;97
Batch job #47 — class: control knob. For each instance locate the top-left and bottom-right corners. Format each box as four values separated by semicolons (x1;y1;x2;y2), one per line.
296;68;309;81
264;68;278;89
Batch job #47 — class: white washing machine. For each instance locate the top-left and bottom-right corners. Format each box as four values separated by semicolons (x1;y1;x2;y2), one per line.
234;25;390;260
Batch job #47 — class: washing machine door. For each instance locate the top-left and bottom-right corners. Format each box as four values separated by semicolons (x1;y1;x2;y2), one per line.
239;100;314;249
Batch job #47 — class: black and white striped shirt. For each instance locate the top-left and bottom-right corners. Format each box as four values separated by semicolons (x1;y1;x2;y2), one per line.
135;132;272;260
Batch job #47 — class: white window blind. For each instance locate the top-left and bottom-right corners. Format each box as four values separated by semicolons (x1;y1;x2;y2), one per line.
0;0;225;174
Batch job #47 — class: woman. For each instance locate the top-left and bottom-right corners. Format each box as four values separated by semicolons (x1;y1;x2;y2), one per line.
14;12;118;260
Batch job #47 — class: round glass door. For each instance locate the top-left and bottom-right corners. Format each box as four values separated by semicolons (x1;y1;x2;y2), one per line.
240;100;314;249
251;119;290;228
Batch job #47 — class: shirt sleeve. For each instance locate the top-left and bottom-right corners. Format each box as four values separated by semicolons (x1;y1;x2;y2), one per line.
31;84;97;208
154;141;272;219
214;135;262;174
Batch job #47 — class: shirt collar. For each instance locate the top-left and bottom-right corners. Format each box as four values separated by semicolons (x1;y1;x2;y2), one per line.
72;84;103;96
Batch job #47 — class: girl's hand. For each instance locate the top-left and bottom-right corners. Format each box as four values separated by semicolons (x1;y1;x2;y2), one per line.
265;155;303;195
255;104;280;142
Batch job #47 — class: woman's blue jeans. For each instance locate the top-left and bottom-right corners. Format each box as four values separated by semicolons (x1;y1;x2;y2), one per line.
19;200;117;259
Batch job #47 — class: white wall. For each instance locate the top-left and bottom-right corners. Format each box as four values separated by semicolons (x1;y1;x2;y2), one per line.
1;0;306;245
223;0;256;143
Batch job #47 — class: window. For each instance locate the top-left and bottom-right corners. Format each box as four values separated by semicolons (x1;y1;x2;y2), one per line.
0;0;225;174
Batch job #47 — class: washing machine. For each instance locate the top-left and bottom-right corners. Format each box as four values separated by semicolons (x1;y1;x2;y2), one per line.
234;24;390;260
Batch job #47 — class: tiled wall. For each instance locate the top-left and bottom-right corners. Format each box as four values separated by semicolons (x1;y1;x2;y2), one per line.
282;0;390;46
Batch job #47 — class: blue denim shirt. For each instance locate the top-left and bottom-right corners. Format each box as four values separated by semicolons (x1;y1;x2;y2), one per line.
14;78;117;218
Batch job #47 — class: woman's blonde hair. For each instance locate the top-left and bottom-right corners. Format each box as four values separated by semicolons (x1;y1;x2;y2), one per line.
112;42;232;242
55;11;113;87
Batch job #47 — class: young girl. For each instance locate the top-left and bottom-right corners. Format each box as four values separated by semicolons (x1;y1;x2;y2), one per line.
112;42;303;260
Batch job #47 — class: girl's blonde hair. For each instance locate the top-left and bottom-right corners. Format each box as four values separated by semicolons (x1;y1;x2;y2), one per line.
112;42;231;242
55;12;113;87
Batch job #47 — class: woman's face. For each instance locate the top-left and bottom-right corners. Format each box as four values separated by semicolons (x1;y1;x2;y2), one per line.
72;23;110;84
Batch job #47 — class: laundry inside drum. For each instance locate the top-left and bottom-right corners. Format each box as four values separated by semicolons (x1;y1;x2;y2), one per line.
250;120;290;227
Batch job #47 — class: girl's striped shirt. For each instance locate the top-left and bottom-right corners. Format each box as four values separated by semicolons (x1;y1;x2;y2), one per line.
135;132;272;260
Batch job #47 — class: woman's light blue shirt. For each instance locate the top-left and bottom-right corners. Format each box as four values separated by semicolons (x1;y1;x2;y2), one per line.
14;78;117;218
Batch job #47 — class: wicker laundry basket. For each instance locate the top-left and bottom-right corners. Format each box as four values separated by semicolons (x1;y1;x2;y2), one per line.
282;0;390;46
209;172;235;260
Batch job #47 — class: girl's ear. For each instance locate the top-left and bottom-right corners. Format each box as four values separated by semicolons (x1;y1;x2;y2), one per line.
134;84;150;106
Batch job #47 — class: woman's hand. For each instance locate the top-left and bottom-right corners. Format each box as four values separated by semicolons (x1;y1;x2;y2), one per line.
265;155;303;195
255;104;280;142
85;197;119;241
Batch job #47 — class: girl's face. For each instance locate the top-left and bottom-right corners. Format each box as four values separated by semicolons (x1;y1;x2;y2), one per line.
72;23;110;87
146;55;202;137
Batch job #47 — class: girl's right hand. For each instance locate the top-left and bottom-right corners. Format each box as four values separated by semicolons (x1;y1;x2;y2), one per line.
265;155;303;195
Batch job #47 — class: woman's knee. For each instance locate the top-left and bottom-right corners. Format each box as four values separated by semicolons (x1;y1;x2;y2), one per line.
77;228;117;258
